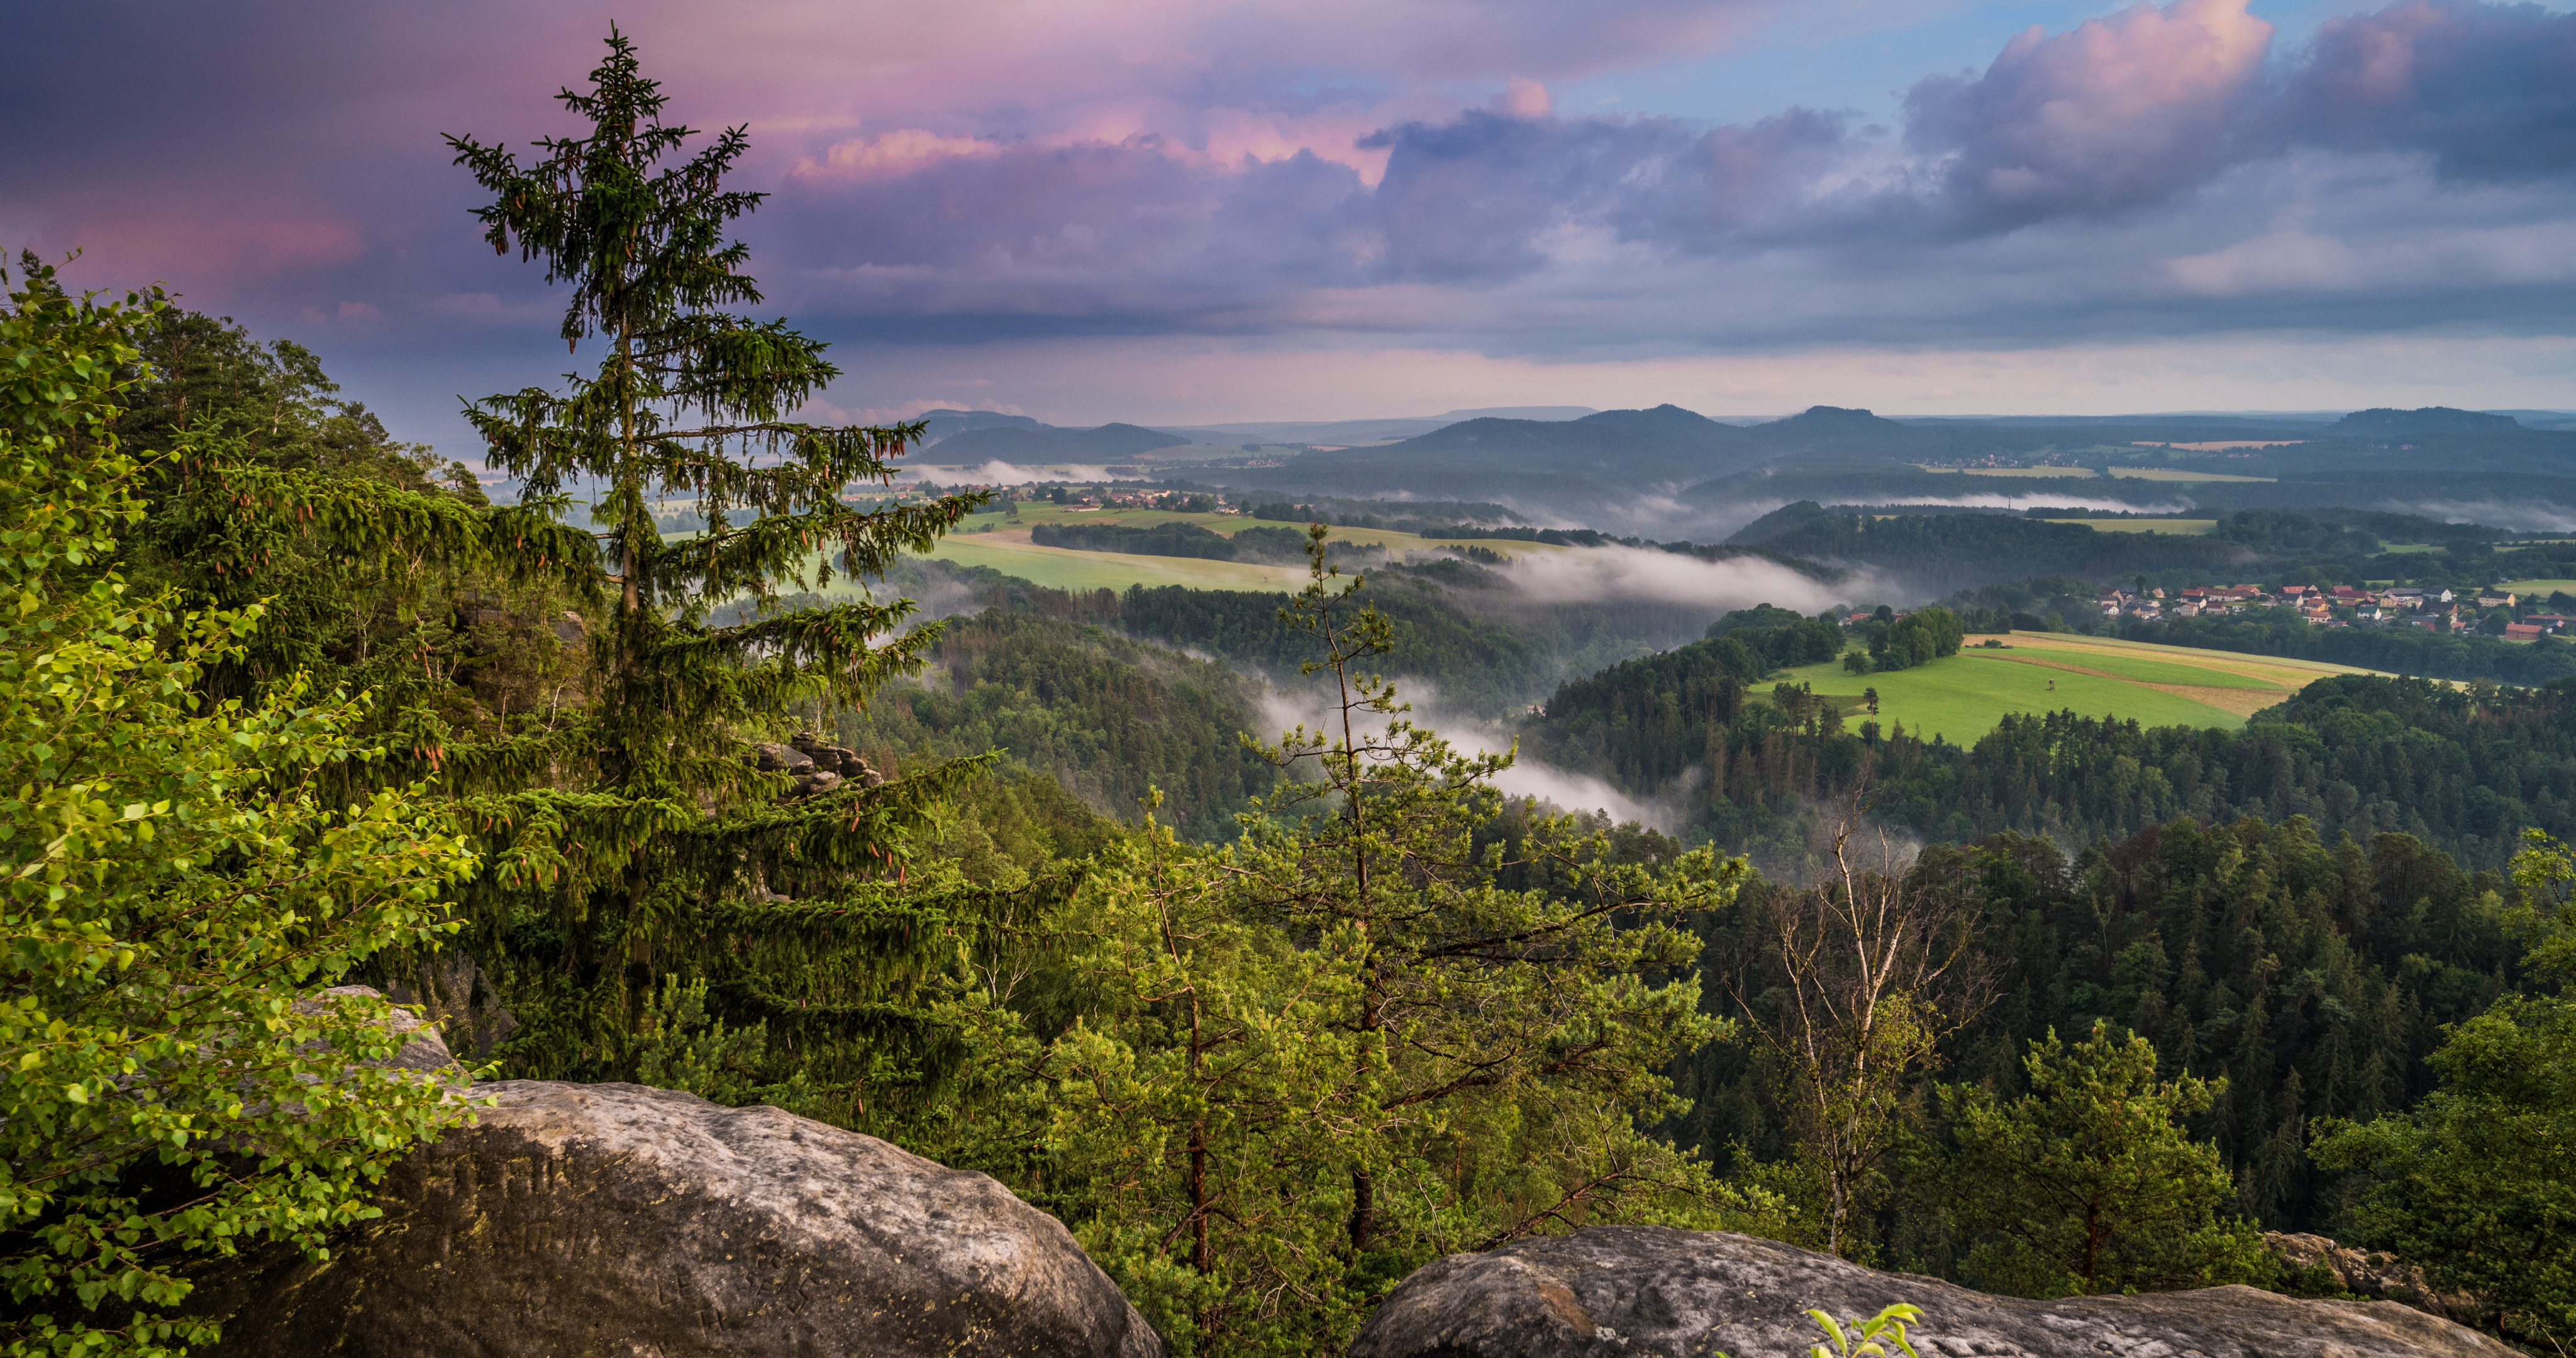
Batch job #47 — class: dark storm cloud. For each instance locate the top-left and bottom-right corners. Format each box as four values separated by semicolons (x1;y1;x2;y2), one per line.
2272;0;2576;180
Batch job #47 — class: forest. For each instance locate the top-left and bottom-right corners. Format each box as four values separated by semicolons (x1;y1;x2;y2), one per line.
5;36;2572;1358
1535;610;2576;869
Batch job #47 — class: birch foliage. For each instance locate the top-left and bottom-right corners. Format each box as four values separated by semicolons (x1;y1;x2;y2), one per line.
0;265;478;1357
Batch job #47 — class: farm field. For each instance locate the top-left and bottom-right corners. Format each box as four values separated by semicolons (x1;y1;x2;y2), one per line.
927;535;1313;592
2105;466;2276;482
2501;579;2576;599
1772;631;2386;744
2040;518;2218;534
916;504;1567;593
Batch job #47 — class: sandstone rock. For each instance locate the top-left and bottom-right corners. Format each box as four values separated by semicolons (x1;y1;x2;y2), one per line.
293;984;468;1080
790;732;884;785
750;740;814;773
194;1080;1160;1358
2265;1230;2483;1324
790;768;845;797
1348;1226;2512;1358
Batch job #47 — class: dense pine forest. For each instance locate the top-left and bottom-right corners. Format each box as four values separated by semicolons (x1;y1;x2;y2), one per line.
7;36;2574;1358
1539;629;2576;871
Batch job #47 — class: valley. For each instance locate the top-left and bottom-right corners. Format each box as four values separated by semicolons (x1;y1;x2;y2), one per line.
19;11;2576;1358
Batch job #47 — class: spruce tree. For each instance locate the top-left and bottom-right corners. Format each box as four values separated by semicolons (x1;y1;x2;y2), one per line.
441;30;1001;1128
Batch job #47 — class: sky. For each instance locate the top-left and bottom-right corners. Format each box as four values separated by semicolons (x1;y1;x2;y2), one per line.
6;0;2576;451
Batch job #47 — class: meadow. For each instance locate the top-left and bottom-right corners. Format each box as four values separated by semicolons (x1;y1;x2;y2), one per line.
919;503;1572;593
1772;631;2384;742
2104;466;2276;482
2501;578;2576;599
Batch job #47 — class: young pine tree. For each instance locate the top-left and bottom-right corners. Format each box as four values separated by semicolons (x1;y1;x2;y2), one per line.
1921;1022;2266;1298
440;30;1002;1130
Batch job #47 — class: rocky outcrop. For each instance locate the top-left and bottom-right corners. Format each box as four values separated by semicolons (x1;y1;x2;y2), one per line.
195;1081;1162;1358
374;951;519;1061
750;734;884;800
1348;1226;2513;1358
2265;1230;2484;1324
294;984;470;1080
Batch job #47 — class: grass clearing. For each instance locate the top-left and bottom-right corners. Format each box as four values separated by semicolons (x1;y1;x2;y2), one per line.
2106;466;2277;483
2041;518;2218;534
918;504;1572;593
2501;580;2576;599
1772;631;2387;743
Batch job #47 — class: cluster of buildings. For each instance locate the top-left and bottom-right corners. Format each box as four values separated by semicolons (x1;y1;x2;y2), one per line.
2099;583;2567;636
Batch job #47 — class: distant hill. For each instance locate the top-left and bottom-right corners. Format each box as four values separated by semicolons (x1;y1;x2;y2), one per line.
918;409;1043;444
1738;406;1935;459
2331;407;2521;434
909;422;1190;465
1307;404;1765;487
1158;406;1598;448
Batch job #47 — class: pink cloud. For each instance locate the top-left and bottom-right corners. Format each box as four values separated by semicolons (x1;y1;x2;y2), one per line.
47;209;367;303
792;130;1006;184
1491;79;1553;118
1908;0;2273;223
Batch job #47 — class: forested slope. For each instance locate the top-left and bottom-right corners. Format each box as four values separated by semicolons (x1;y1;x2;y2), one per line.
1536;617;2576;869
1674;816;2519;1250
906;558;1710;714
1743;512;2253;595
840;610;1277;840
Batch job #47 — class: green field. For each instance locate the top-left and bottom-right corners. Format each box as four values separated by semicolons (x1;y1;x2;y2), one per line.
1771;632;2380;743
914;504;1565;593
2040;518;2218;534
2502;579;2576;599
2106;466;2276;483
928;535;1314;592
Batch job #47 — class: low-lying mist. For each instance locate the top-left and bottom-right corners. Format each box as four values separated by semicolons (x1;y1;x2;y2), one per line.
895;459;1113;485
1494;544;1880;612
2386;499;2576;534
1841;494;2190;516
1257;680;1683;834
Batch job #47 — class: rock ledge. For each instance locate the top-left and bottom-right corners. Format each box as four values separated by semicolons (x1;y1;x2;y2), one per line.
197;1079;1160;1358
1348;1225;2512;1358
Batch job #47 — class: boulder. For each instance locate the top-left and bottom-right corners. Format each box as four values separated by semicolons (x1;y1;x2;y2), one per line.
791;731;886;785
294;984;469;1081
194;1080;1162;1358
750;740;814;774
2265;1230;2483;1324
1348;1226;2513;1358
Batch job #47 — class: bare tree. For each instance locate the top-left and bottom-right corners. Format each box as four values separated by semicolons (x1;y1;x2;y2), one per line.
1735;788;1991;1256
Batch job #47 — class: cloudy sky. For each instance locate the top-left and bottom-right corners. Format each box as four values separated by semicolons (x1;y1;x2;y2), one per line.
7;0;2575;450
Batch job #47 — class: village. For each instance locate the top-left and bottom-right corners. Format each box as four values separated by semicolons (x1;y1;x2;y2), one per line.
2092;582;2573;638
